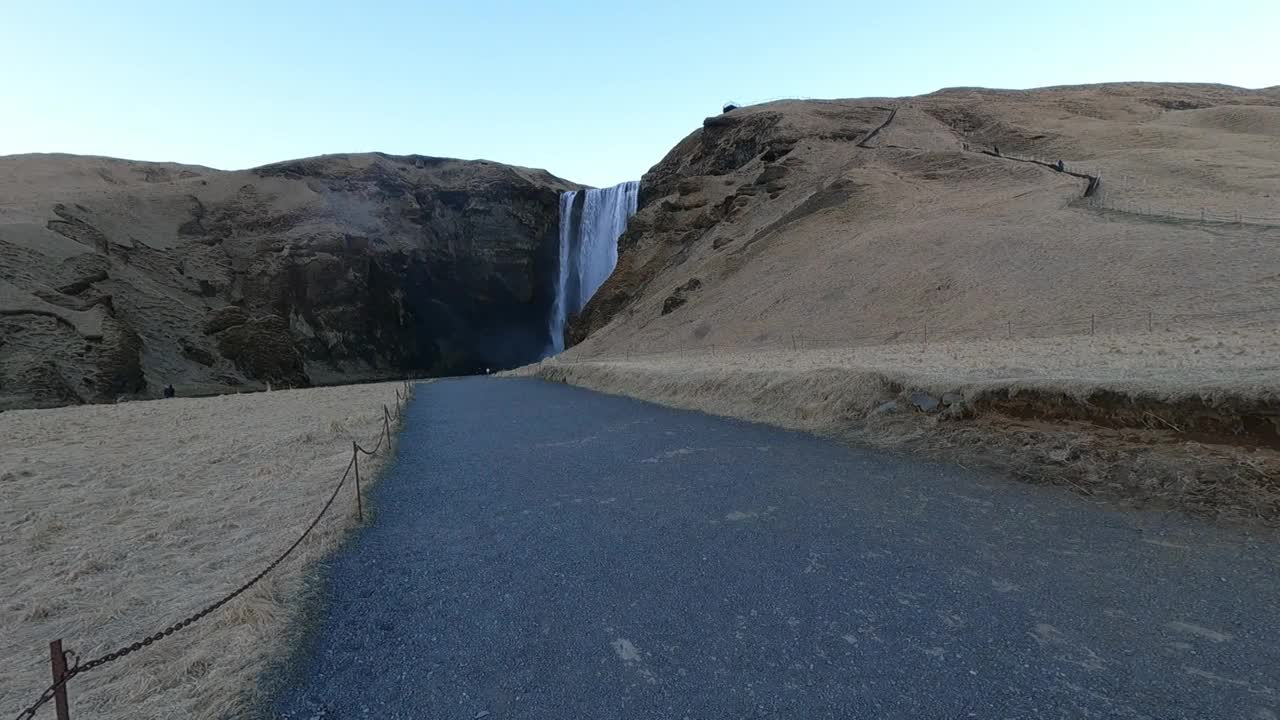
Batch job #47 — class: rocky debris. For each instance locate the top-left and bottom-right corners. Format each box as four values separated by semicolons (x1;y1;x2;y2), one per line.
203;306;250;335
47;204;116;254
94;317;146;399
214;315;310;387
760;140;797;163
754;165;790;194
910;392;941;413
180;338;217;367
870;400;900;416
660;197;708;212
635;111;786;208
1145;98;1212;111
905;390;973;418
661;278;703;316
755;166;789;185
676;179;702;196
56;270;109;296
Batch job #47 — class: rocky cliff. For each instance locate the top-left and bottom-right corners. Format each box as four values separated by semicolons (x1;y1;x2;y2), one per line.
0;152;576;409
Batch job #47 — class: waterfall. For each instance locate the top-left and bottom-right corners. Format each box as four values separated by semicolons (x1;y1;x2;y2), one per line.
547;180;640;354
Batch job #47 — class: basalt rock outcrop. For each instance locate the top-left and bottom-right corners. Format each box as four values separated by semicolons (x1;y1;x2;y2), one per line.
0;152;576;409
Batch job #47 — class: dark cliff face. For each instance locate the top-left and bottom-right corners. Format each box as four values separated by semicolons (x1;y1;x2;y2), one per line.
238;155;570;379
0;152;576;408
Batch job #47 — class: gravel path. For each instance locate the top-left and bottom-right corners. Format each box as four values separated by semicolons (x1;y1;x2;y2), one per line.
270;377;1279;719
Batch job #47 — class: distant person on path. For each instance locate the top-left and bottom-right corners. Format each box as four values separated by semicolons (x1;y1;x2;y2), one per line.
163;384;175;399
1055;159;1065;172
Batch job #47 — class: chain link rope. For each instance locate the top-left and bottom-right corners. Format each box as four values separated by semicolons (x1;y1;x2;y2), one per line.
11;386;412;719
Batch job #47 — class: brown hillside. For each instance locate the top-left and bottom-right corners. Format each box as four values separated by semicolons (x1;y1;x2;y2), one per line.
569;83;1280;356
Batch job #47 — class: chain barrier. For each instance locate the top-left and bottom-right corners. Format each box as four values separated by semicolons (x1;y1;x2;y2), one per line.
10;381;415;720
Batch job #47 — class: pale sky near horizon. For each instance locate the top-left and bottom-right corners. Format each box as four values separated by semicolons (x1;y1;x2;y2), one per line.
2;1;1276;187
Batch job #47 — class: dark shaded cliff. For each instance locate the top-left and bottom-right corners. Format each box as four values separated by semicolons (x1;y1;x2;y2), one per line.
0;152;576;409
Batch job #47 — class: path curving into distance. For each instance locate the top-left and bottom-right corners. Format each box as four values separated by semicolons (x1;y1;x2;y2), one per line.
270;377;1279;719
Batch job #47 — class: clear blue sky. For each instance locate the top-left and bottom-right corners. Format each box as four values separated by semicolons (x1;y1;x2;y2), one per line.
2;0;1276;187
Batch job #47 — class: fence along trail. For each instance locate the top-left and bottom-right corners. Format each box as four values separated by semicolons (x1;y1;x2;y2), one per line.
7;380;415;720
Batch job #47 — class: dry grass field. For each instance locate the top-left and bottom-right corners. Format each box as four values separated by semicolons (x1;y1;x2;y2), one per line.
0;382;407;719
561;326;1280;394
572;85;1280;362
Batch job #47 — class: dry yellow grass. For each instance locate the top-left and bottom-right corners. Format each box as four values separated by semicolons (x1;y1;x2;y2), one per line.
0;381;407;719
520;328;1280;520
526;328;1280;432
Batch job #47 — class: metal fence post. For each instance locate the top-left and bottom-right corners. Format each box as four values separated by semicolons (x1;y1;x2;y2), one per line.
352;443;363;523
1090;314;1096;336
50;639;70;720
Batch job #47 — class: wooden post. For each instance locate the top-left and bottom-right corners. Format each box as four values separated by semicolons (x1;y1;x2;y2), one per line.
923;321;928;347
384;406;392;448
1148;310;1153;332
352;443;363;522
1007;320;1012;339
49;639;70;720
790;334;797;352
1090;313;1096;336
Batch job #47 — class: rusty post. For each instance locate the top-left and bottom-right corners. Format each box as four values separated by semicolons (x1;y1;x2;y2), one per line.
352;442;363;522
49;639;70;720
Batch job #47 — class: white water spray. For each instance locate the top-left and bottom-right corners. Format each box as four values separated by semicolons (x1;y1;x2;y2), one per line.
547;180;640;354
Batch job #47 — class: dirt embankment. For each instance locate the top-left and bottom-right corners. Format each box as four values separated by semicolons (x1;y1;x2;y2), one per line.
0;382;409;720
519;331;1280;524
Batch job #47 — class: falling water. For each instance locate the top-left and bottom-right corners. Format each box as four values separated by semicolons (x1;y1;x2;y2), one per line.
547;180;640;354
